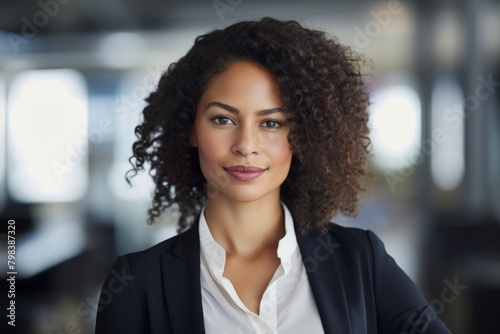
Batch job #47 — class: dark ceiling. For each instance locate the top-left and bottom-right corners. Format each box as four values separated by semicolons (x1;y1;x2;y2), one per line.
0;0;371;36
1;0;204;35
1;0;499;72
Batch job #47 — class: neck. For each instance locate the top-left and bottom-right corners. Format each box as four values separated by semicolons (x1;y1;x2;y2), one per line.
204;196;285;257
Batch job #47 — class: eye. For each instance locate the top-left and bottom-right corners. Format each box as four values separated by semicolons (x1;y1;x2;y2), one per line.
262;120;282;128
212;116;235;125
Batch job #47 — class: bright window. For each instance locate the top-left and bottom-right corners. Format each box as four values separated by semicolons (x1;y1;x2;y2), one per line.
430;74;464;190
7;69;88;202
370;85;422;171
0;77;5;212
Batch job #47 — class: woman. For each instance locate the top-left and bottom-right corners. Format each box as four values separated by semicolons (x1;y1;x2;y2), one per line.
95;17;451;333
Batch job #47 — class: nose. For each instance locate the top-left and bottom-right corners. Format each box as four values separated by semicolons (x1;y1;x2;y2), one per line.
231;124;259;156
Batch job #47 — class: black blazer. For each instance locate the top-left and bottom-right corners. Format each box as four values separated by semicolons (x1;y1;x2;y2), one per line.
95;221;451;334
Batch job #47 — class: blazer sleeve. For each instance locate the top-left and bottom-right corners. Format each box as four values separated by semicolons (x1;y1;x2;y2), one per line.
95;256;147;334
367;230;452;334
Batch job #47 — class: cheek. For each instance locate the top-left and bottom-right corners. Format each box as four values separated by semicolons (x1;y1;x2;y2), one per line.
196;136;232;189
196;132;224;167
267;136;292;166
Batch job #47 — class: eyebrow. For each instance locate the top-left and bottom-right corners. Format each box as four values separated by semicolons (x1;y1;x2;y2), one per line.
205;101;284;116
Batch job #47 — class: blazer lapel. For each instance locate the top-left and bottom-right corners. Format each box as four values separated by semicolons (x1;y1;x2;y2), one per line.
161;222;205;334
296;230;353;334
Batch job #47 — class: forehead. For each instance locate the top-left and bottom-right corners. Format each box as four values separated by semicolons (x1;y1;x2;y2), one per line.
198;61;282;109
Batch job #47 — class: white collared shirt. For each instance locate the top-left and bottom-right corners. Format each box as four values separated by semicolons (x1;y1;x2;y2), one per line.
199;204;324;334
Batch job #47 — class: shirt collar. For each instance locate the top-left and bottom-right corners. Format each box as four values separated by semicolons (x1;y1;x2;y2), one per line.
277;204;298;272
199;203;298;275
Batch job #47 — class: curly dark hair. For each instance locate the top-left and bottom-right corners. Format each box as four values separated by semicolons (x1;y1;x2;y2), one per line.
127;17;372;235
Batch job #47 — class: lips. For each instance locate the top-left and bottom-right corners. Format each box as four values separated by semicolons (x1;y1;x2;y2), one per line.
224;165;266;182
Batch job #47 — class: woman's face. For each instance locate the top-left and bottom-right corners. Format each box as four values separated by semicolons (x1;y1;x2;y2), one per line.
191;61;292;203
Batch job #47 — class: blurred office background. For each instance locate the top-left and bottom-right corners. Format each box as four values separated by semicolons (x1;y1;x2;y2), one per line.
0;0;499;333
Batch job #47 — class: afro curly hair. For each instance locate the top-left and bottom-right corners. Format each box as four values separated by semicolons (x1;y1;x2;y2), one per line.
127;17;372;235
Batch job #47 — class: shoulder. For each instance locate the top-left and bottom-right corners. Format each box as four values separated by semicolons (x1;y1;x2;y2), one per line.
299;223;385;256
119;225;199;274
330;223;389;264
328;223;376;241
297;223;388;274
125;234;179;260
330;223;385;253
